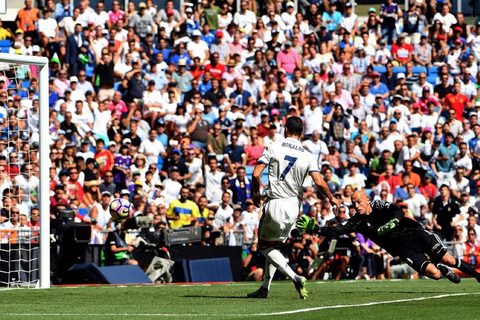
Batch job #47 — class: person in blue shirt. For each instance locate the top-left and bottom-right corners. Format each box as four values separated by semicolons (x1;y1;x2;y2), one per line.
169;44;192;67
158;38;172;63
433;132;458;186
369;72;389;100
201;25;216;46
229;78;252;108
322;2;342;33
155;120;169;149
202;101;217;125
199;72;212;95
55;0;71;22
145;63;168;91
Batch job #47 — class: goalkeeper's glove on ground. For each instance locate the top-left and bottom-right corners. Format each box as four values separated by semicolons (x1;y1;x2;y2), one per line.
296;215;316;233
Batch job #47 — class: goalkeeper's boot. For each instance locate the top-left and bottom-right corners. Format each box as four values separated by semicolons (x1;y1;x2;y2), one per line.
437;264;461;284
294;276;308;300
247;286;269;298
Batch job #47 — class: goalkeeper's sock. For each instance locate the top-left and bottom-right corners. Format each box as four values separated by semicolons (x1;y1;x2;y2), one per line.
454;258;480;281
261;247;300;282
261;261;277;290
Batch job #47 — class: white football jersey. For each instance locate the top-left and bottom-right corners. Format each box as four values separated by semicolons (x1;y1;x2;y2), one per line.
258;137;319;200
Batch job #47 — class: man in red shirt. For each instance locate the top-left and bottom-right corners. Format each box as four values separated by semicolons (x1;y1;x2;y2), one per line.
378;164;401;194
419;174;438;201
94;139;114;177
391;34;413;65
66;168;85;203
444;81;469;121
204;52;225;80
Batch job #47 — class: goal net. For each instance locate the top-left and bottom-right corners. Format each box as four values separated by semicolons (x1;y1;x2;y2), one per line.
0;53;49;288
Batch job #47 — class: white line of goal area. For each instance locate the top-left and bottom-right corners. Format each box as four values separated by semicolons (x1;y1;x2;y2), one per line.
3;292;478;317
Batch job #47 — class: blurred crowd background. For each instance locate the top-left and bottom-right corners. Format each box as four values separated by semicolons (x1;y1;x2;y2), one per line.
0;0;479;281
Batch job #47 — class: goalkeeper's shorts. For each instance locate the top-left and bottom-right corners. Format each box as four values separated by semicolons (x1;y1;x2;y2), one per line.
258;197;300;242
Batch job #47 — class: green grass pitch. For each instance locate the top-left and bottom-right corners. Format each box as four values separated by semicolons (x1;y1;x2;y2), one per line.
0;279;478;319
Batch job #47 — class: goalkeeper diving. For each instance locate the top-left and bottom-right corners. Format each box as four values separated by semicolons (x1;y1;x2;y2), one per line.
296;190;480;283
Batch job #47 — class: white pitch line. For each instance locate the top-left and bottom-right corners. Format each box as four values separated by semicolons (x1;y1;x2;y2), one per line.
2;292;478;318
256;292;479;316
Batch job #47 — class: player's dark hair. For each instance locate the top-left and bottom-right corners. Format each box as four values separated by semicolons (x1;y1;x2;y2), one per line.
285;116;303;136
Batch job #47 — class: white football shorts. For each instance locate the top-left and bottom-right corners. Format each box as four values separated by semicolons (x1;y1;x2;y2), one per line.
259;197;301;242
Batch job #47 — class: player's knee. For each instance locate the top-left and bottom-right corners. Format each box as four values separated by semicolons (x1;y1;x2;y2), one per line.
440;253;456;266
425;265;442;280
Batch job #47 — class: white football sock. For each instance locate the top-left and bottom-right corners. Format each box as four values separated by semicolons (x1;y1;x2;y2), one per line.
261;261;277;290
261;247;299;282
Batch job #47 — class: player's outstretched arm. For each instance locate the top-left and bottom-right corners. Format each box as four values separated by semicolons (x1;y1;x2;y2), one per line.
296;214;356;238
252;162;266;207
310;171;340;208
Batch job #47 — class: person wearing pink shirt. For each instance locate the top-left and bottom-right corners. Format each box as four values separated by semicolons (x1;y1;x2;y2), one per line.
107;91;128;118
108;0;125;26
276;41;300;75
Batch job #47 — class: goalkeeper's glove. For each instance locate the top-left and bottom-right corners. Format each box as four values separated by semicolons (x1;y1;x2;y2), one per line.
296;215;316;233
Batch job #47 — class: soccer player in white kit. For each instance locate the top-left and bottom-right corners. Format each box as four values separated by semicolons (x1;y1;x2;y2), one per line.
248;116;339;299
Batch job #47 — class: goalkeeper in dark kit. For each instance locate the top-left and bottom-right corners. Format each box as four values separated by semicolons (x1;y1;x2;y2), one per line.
296;190;480;284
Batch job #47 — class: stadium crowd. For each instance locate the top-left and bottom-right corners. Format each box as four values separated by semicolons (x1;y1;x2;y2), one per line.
0;0;479;280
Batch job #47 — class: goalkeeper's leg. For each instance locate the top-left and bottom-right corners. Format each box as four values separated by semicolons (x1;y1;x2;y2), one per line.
440;253;480;282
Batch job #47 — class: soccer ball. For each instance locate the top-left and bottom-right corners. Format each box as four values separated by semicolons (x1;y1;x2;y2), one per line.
109;198;131;221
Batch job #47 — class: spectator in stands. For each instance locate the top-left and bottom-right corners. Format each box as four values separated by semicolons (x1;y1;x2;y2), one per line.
433;185;461;241
166;186;200;229
229;166;251;210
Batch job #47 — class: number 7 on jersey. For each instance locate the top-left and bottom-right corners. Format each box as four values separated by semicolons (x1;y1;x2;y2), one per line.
279;155;298;181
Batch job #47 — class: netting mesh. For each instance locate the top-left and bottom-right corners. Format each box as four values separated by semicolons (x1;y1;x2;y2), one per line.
0;61;41;288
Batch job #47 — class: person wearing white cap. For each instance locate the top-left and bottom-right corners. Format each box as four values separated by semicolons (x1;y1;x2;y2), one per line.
68;75;86;102
31;45;41;55
281;2;296;31
87;190;113;238
340;2;358;35
187;29;210;65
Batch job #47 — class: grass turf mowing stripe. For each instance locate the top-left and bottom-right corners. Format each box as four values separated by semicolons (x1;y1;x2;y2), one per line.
2;292;478;317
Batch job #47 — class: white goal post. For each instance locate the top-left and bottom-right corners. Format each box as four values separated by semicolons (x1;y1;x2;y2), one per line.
0;53;49;289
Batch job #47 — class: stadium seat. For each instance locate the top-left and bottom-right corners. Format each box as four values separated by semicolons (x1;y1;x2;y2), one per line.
21;80;30;88
412;66;427;75
426;75;437;85
245;165;254;177
0;40;10;53
392;66;406;74
428;66;439;75
373;65;387;74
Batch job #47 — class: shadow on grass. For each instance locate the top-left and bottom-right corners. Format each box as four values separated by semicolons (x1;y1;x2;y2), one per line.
182;294;251;299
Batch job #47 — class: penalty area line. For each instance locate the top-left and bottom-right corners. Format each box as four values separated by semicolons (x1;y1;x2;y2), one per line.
2;292;478;317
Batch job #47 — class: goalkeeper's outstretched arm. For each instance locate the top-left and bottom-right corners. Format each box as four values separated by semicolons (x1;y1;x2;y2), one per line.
296;215;357;238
